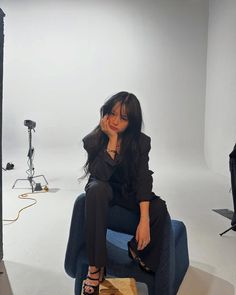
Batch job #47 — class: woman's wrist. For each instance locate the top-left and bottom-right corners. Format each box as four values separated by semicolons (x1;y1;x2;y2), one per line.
108;133;118;141
107;135;118;150
106;136;118;159
140;215;150;222
139;201;150;222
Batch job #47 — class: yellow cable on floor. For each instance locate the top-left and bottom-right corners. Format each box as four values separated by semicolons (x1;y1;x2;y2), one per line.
3;186;48;224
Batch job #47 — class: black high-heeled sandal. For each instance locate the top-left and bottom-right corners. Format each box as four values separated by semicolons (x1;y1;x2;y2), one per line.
128;241;154;274
83;267;106;295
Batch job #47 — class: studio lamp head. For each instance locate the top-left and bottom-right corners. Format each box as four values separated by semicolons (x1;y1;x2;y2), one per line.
24;120;36;129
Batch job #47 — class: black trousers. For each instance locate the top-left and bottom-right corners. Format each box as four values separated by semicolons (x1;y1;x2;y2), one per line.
85;179;168;271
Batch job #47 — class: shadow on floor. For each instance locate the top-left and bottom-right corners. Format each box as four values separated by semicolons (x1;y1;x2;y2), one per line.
178;266;235;295
0;261;13;295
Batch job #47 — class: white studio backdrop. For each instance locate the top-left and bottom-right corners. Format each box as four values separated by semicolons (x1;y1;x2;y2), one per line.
1;0;208;169
205;0;236;177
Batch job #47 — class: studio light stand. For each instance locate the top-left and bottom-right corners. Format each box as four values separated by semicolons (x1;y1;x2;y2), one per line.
219;143;236;236
12;120;48;193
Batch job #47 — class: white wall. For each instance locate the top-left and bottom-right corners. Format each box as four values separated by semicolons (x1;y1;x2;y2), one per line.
205;0;236;176
1;0;208;164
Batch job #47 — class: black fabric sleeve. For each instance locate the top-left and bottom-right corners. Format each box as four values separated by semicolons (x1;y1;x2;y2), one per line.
136;135;156;203
83;135;120;181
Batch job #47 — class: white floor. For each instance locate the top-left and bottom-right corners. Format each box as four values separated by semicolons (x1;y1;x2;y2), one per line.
2;147;236;295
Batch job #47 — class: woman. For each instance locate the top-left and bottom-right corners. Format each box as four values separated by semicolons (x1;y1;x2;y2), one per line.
82;91;168;295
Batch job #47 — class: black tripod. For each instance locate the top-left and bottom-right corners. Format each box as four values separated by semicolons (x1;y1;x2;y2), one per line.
220;221;236;236
12;123;48;192
220;143;236;236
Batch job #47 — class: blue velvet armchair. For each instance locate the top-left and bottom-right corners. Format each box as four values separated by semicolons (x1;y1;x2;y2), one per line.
64;193;189;295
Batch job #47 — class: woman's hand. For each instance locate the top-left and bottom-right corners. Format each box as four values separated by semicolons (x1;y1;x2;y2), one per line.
135;219;151;251
100;115;117;139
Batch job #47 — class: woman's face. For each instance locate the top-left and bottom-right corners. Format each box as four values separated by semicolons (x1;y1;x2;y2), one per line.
108;101;129;134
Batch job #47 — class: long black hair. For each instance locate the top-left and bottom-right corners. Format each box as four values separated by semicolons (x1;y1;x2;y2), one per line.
83;91;143;181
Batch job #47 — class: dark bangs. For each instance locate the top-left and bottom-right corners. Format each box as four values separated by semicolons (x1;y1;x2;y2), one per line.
101;91;143;139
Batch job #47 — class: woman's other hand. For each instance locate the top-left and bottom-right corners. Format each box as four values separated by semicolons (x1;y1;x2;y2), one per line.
135;219;151;250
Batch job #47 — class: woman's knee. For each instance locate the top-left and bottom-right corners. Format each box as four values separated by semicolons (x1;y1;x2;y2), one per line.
85;179;113;203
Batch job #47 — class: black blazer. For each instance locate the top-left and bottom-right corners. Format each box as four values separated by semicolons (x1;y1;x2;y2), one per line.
83;132;157;210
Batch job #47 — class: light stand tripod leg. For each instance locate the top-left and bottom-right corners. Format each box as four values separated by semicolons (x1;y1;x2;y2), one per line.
219;224;236;236
12;178;30;189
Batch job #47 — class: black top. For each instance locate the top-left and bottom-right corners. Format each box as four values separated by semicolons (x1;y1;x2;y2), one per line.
83;132;157;211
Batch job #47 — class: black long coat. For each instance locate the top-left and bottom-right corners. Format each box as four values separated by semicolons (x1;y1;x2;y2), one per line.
83;131;168;271
82;132;158;212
